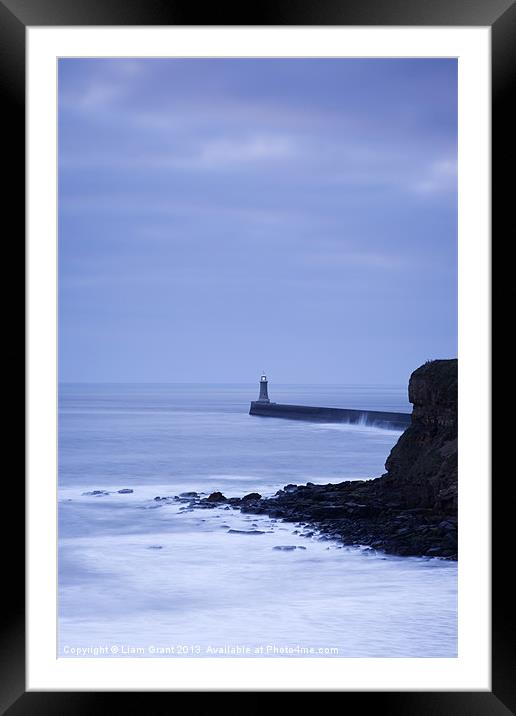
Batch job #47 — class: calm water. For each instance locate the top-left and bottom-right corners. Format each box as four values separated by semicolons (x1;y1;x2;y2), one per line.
58;383;457;658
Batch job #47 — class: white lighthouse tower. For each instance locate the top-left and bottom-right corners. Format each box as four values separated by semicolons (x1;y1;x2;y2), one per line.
257;374;270;403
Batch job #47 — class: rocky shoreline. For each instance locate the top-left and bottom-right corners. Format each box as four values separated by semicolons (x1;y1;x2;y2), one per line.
180;359;458;560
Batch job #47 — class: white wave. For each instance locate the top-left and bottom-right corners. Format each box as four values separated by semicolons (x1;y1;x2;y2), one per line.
312;422;403;435
59;503;457;658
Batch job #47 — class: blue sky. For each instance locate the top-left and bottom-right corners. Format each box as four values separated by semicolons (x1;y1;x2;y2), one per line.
58;58;457;384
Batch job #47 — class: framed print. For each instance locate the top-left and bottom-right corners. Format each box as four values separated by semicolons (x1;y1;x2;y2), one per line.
3;0;512;709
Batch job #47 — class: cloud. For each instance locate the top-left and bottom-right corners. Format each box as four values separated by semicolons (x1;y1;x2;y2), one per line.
298;249;408;272
60;78;126;113
412;157;457;196
60;130;295;172
192;134;294;168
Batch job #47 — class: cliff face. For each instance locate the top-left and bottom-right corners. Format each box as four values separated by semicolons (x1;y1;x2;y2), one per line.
380;359;457;513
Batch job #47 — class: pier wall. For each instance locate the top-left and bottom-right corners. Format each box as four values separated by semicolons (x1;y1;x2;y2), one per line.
249;402;411;430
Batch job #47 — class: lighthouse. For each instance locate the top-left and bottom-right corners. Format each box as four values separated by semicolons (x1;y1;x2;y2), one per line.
257;374;270;403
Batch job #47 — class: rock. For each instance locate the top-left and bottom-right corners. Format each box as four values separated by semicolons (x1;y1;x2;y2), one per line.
241;492;262;502
273;545;297;551
269;509;287;518
426;547;444;556
207;491;227;502
179;491;198;498
82;490;110;496
381;359;457;513
118;488;133;494
441;549;456;558
309;505;357;519
147;545;163;550
227;529;266;535
438;520;455;531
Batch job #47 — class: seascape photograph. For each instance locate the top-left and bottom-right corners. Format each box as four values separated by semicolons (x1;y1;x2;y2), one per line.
58;57;458;659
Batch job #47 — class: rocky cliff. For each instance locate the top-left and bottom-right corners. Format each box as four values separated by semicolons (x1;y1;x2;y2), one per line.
380;359;457;513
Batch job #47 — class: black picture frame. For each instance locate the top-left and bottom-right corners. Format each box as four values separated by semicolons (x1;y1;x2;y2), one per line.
5;0;511;710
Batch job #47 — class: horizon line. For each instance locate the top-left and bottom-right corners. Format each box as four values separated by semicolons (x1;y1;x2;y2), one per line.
58;380;409;386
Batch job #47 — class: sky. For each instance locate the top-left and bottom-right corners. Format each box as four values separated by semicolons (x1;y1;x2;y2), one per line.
58;58;457;384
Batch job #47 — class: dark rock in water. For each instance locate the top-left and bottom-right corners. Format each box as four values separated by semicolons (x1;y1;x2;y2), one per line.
241;492;262;502
118;488;133;494
308;505;354;519
147;545;163;550
227;529;266;535
269;509;287;518
82;490;110;496
179;491;198;498
207;491;227;502
273;545;306;551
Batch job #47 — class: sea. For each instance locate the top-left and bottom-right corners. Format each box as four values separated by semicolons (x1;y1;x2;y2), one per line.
58;383;457;658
